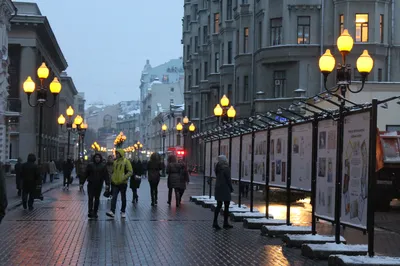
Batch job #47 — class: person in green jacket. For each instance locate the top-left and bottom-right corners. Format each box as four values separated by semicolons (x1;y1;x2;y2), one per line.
106;149;132;219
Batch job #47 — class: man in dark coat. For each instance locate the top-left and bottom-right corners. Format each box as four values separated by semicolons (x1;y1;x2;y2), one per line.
83;153;110;219
130;159;143;203
21;154;41;210
63;158;74;190
213;155;234;230
0;163;7;223
15;158;22;196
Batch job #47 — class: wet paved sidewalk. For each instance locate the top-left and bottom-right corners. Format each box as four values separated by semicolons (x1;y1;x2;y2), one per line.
0;176;326;266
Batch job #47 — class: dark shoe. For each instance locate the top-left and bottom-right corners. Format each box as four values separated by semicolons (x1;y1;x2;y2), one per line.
151;202;155;206
167;201;171;205
223;224;233;229
17;190;21;197
22;203;27;210
93;213;98;219
155;200;158;205
213;223;221;230
88;213;93;219
136;196;139;202
28;206;34;211
132;200;135;203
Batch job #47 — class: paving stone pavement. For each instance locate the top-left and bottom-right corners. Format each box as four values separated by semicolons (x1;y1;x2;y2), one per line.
0;176;327;266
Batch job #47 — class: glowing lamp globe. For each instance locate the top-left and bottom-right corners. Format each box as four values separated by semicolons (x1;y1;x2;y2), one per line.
162;124;168;131
183;116;189;124
176;123;183;131
66;106;74;117
319;49;336;74
220;95;230;107
23;76;35;94
74;115;83;125
214;104;223;117
57;114;66;125
189;123;196;132
72;123;77;129
337;29;354;53
37;63;50;79
356;50;374;74
227;106;236;118
49;77;62;94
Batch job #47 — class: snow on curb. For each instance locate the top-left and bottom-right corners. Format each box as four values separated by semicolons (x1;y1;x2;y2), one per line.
328;255;400;266
261;225;311;237
230;212;272;222
243;218;286;229
302;243;368;260
282;234;346;248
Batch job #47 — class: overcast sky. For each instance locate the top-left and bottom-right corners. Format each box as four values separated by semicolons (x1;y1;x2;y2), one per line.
22;0;183;105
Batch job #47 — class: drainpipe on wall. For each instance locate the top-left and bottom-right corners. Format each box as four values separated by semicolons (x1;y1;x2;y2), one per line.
319;0;325;92
250;1;256;115
388;0;394;81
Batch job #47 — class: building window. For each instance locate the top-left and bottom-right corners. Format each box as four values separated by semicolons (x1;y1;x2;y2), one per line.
227;0;233;20
243;75;249;101
273;71;286;98
270;18;282;46
195;101;199;118
228;41;233;64
236;30;240;55
244;27;249;53
188;75;192;88
380;14;384;43
339;14;344;34
258;21;262;49
386;125;400;131
203;0;208;9
186;45;190;59
170;99;174;105
355;14;369;42
195;68;199;85
378;68;382;82
214;52;220;73
214;13;220;33
297;16;310;44
235;76;240;103
170;87;174;92
204;61;208;79
203;26;208;44
194;36;198;52
221;43;225;65
227;84;233;102
186;15;190;31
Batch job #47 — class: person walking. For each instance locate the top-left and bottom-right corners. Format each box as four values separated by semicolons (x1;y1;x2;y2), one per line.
213;155;234;230
166;156;188;207
105;155;114;200
62;158;74;190
48;159;57;183
147;153;163;206
142;160;148;179
83;153;110;219
21;154;41;210
106;149;132;219
130;158;143;203
0;162;7;223
41;161;49;184
15;158;22;196
177;159;190;202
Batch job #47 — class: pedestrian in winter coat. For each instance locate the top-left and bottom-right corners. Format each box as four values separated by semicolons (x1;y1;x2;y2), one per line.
49;160;57;183
106;149;132;219
166;155;188;207
83;153;110;219
15;158;22;196
147;153;164;206
62;159;74;190
0;163;7;224
21;154;41;210
130;159;143;203
177;159;190;200
142;160;148;178
40;161;50;184
212;155;234;230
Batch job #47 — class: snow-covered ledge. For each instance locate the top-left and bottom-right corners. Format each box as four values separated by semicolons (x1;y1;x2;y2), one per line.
219;206;259;214
282;234;346;248
230;212;273;222
261;225;312;237
328;255;400;266
301;243;367;260
190;195;212;202
211;203;242;211
244;218;287;229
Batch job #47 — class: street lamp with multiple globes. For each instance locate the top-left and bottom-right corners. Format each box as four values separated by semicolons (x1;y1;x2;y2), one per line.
176;116;196;161
65;114;87;159
214;95;236;120
57;106;78;159
161;123;168;176
23;62;62;164
319;29;374;97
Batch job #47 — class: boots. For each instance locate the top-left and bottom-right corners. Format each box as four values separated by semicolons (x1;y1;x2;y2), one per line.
175;189;181;207
223;204;233;229
167;189;172;205
213;208;221;230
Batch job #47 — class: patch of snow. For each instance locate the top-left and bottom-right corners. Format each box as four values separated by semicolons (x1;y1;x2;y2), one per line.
265;225;311;232
286;234;345;242
307;243;367;252
191;195;213;199
245;218;280;224
334;255;400;265
232;212;266;218
229;207;259;213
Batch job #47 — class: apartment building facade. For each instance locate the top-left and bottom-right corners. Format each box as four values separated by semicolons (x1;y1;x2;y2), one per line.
183;0;400;168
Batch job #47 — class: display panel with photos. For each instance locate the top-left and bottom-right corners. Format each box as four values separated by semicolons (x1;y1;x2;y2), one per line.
220;138;230;161
291;122;313;191
231;136;240;180
341;111;370;229
269;127;288;188
205;141;211;177
240;134;252;182
315;119;337;221
211;141;219;178
254;131;268;184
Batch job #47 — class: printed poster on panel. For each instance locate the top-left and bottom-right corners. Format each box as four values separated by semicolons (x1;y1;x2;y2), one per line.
205;141;211;177
269;127;288;188
240;134;252;182
341;112;370;229
315;119;337;221
254;131;268;184
220;138;230;160
231;137;240;180
211;141;219;178
291;123;313;191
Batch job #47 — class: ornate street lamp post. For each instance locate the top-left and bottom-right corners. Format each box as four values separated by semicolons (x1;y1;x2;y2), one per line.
57;106;76;159
23;63;62;165
176;116;196;162
161;123;167;176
